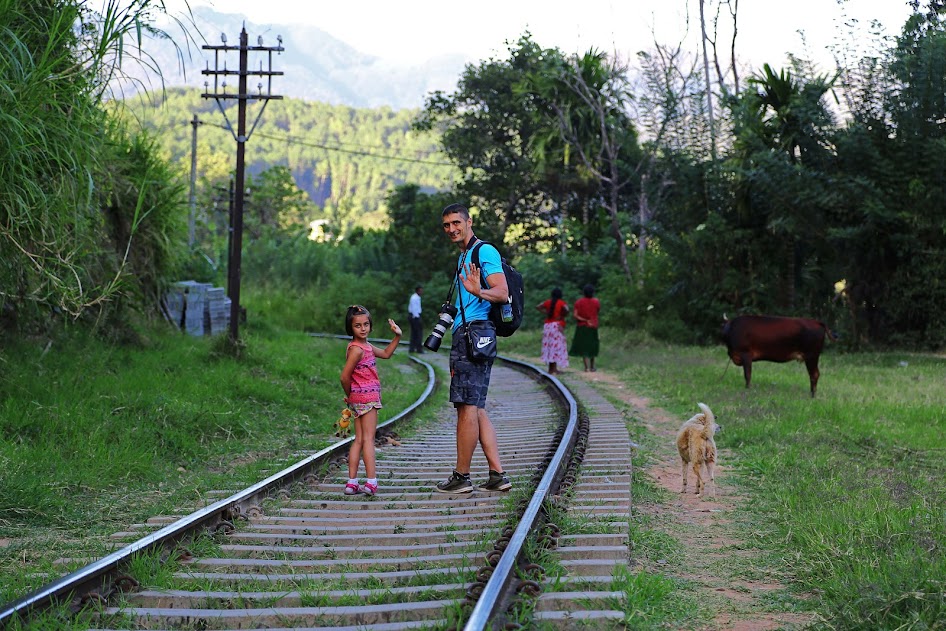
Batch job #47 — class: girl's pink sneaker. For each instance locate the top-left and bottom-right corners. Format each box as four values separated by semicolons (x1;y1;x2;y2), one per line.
343;481;360;495
359;481;378;496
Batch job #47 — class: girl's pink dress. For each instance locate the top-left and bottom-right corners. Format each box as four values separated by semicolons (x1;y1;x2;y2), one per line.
347;340;382;417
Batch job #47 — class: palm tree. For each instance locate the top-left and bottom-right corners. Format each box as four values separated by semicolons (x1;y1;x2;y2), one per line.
744;64;834;165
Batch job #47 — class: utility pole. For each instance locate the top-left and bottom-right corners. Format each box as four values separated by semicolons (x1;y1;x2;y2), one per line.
202;27;283;342
188;114;199;248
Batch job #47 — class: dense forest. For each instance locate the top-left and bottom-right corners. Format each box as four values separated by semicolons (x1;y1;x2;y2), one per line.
2;0;945;350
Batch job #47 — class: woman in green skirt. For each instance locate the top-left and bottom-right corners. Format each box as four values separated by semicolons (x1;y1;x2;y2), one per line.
569;284;600;372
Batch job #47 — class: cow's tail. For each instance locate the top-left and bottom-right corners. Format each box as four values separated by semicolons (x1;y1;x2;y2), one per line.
821;321;839;342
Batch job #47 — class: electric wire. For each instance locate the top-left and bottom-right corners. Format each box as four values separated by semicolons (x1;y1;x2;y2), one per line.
188;118;455;166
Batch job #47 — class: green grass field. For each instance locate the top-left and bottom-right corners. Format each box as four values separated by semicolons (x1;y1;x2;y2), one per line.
503;328;946;628
2;322;944;628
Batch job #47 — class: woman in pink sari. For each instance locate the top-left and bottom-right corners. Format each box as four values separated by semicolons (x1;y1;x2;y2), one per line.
536;288;569;374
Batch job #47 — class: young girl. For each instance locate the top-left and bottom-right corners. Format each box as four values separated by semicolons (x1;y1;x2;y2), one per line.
340;305;401;496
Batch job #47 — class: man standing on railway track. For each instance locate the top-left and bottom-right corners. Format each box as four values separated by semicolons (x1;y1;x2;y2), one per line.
435;203;512;494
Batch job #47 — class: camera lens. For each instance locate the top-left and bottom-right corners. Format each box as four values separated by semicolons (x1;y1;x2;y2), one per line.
423;303;456;352
423;333;442;352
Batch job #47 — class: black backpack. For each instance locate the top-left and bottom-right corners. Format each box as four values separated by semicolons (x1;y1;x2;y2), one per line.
471;240;524;337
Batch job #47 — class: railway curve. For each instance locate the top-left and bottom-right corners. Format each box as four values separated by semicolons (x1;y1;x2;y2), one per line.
1;337;634;630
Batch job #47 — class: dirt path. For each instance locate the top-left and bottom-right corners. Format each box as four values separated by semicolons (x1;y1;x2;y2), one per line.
575;369;813;630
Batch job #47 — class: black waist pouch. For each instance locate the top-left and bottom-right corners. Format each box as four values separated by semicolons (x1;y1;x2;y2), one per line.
465;320;497;362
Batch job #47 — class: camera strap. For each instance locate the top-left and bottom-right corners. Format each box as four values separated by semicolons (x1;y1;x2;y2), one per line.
456;280;481;361
456;267;470;337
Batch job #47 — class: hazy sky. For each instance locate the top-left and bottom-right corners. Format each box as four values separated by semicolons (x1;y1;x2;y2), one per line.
170;0;913;71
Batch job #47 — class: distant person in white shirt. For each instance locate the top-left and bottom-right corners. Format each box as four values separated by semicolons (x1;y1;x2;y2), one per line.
408;285;424;353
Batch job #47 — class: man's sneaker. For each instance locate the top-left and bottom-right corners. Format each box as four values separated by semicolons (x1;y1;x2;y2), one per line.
359;481;378;496
436;471;473;493
343;481;360;495
479;470;512;492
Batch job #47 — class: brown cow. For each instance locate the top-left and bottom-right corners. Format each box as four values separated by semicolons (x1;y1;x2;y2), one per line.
721;315;835;397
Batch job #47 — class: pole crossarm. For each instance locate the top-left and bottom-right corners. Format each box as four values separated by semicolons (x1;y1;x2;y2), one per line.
201;29;284;144
200;69;284;76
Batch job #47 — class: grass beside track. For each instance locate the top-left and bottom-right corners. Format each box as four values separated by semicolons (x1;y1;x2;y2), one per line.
502;328;946;629
0;322;430;613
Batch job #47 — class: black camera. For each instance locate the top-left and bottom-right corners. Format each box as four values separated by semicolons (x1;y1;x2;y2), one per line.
424;303;458;352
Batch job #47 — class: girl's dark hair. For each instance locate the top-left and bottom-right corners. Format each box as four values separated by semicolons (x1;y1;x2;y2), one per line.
548;287;563;318
345;305;372;336
583;284;595;298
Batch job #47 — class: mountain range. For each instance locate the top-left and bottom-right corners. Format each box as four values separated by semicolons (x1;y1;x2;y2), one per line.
119;6;467;110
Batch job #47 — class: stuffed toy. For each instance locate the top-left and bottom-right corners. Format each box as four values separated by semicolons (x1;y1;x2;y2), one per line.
334;407;353;438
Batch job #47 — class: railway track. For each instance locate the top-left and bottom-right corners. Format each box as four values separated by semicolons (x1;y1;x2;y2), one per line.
1;344;633;630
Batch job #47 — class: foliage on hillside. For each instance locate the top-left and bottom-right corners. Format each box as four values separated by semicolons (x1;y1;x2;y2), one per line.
116;88;459;234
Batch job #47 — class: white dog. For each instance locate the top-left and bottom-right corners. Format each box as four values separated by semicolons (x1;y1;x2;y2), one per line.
676;402;721;497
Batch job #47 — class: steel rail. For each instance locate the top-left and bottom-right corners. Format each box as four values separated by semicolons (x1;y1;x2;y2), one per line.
463;358;579;630
0;350;435;626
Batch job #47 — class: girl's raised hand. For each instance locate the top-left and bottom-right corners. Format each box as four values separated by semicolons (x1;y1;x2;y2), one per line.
388;319;402;336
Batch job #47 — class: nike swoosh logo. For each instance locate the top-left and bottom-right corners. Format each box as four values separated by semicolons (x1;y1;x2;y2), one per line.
477;337;494;348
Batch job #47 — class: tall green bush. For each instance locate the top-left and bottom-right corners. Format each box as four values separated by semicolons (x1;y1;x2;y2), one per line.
99;123;188;306
0;0;189;336
0;0;105;322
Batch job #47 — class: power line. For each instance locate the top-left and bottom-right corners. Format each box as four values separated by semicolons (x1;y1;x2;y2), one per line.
189;118;400;151
196;118;407;151
197;119;454;167
257;128;454;166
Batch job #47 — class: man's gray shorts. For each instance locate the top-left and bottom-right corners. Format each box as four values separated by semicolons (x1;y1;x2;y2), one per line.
449;326;494;408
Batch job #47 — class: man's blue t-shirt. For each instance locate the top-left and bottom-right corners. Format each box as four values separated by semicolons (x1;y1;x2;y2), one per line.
452;241;502;331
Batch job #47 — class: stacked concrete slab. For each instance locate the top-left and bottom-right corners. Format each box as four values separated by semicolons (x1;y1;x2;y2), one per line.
163;284;186;330
205;287;230;335
164;281;228;336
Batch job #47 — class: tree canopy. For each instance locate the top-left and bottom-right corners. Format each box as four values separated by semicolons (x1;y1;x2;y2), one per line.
407;9;946;348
